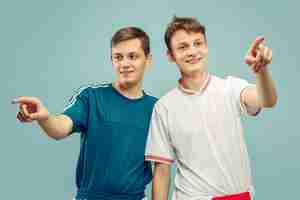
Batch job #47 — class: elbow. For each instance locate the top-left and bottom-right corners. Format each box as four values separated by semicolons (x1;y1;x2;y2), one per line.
262;95;278;108
48;132;68;141
50;135;63;141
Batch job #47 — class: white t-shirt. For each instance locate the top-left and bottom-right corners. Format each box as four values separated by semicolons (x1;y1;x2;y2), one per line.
145;75;260;200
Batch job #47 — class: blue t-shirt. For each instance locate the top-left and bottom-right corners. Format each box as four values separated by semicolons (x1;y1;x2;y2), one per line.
63;83;157;200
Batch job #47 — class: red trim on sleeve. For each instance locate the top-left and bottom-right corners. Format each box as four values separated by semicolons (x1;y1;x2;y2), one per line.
145;155;174;164
240;86;261;116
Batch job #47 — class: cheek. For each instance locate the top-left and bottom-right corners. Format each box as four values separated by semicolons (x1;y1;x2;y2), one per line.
135;60;147;70
175;54;186;63
112;63;120;71
171;52;183;62
201;47;208;55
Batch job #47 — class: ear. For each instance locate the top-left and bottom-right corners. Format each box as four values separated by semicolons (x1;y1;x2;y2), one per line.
145;54;152;69
167;50;175;63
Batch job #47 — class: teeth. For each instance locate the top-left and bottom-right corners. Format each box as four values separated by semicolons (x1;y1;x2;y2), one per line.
187;58;201;63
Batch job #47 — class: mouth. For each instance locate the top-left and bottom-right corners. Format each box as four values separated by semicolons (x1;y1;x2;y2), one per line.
186;57;202;64
120;70;134;75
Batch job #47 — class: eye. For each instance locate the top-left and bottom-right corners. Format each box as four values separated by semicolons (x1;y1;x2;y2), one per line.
194;41;203;47
113;55;123;61
177;45;187;50
129;54;138;60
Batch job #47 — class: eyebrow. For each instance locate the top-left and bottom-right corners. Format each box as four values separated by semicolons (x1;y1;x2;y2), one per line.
112;53;122;56
113;51;139;55
176;41;189;46
194;38;204;42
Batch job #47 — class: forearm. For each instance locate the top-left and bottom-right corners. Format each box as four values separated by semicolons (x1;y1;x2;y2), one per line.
152;163;171;200
255;67;277;107
37;114;73;140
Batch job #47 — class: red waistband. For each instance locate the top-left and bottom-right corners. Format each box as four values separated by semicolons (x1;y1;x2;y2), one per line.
212;191;251;200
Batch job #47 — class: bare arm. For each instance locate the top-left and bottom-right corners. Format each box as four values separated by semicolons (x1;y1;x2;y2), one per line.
13;96;73;140
37;114;73;140
243;36;278;108
152;162;171;200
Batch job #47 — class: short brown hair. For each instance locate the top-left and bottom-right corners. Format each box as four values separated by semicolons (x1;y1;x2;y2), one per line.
165;16;206;51
111;27;150;56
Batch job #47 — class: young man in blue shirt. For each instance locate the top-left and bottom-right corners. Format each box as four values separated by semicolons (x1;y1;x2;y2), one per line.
13;27;157;200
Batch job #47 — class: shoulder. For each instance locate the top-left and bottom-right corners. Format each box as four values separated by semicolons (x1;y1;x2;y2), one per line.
224;75;248;86
209;75;248;91
154;87;181;111
78;82;110;93
68;82;111;101
144;94;158;104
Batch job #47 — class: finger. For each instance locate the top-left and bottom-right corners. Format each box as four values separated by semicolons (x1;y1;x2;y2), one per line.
24;118;34;123
20;104;39;121
245;55;256;65
266;48;272;64
248;50;261;72
250;61;259;73
253;50;263;72
262;48;269;66
256;50;263;63
21;104;31;118
264;46;269;58
19;107;28;120
12;96;39;105
258;43;265;51
250;64;257;73
260;47;271;66
29;112;45;120
258;46;268;66
17;112;23;122
249;36;265;55
18;112;34;123
254;62;263;73
253;63;260;73
17;112;26;122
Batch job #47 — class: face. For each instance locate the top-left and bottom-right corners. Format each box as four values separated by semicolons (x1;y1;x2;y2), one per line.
168;30;208;75
111;38;151;88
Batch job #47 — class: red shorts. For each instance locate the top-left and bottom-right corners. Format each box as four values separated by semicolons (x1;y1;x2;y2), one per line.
212;191;251;200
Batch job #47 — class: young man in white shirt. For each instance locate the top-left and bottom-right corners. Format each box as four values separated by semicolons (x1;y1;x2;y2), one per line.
145;16;277;200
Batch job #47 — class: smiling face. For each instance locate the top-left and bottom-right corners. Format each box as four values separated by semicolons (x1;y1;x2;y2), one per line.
111;38;151;88
168;30;208;76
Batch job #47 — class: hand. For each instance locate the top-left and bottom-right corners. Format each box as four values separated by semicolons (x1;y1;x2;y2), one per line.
244;36;272;73
12;96;50;123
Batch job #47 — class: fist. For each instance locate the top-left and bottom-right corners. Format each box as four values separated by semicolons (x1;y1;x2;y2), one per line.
245;36;272;73
12;96;49;123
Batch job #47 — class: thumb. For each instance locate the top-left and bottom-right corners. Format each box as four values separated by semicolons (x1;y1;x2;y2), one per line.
28;112;41;120
245;54;256;65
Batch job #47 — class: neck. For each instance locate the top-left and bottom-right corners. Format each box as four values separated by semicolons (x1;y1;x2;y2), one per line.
180;70;209;91
113;81;143;99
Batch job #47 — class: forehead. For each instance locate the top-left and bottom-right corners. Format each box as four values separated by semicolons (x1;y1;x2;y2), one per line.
171;30;205;46
112;38;143;54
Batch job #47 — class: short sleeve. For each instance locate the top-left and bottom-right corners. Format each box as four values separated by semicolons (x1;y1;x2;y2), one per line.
227;76;261;116
145;102;175;165
63;87;90;133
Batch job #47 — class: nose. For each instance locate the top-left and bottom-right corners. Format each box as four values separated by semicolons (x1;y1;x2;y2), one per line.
186;46;198;58
119;58;131;72
120;58;131;68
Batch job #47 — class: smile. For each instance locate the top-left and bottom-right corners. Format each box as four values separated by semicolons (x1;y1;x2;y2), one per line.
186;57;202;64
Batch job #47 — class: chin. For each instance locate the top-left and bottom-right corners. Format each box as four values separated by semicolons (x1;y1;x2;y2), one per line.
119;79;137;87
190;63;207;73
180;65;202;74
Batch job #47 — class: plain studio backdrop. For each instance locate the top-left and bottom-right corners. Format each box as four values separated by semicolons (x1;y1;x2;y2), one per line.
1;0;298;199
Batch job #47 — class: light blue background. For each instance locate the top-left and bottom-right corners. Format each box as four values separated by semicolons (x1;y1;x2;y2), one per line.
1;0;298;199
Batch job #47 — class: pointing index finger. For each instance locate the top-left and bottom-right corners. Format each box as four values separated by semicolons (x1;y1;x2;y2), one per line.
12;96;39;105
249;36;265;55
